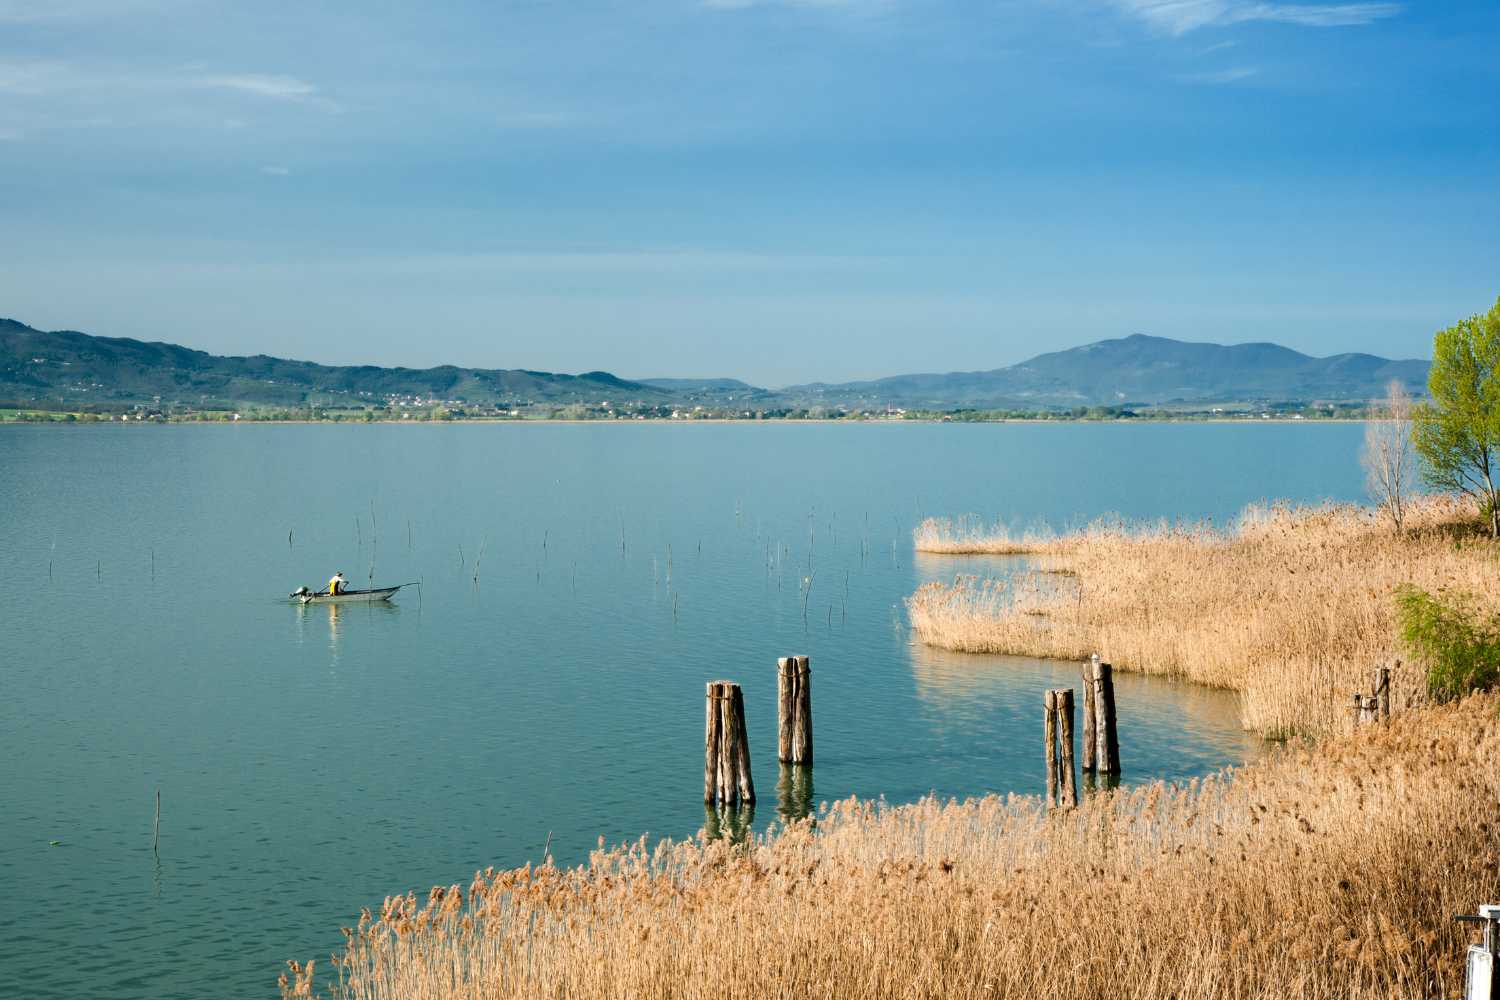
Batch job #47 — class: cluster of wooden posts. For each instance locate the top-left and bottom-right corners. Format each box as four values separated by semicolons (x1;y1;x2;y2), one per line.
1353;665;1393;726
704;656;813;807
1043;654;1121;811
706;652;1124;818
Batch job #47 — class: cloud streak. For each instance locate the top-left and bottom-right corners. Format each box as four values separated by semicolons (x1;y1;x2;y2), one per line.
194;74;318;100
1112;1;1401;35
1180;65;1259;83
0;60;336;113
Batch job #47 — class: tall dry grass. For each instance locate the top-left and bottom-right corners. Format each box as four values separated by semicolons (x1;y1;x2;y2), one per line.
283;695;1500;1000
908;496;1500;736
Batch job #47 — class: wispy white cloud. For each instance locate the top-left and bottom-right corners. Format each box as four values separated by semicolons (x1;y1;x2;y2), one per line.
493;110;579;130
194;74;317;101
1180;65;1258;83
703;0;891;7
0;0;175;23
1113;1;1400;35
362;250;876;275
0;59;338;111
0;60;76;96
259;164;291;176
700;0;900;15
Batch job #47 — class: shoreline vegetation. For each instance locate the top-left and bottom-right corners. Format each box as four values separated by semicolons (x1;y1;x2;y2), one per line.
908;496;1497;738
282;695;1500;1000
280;495;1500;1000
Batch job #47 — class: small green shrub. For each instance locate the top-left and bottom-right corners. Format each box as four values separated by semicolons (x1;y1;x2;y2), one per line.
1396;585;1500;701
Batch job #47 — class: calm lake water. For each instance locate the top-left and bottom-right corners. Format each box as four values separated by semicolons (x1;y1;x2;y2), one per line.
0;422;1366;998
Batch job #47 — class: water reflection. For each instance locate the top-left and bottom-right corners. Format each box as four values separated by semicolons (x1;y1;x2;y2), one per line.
702;802;756;844
911;550;1035;582
776;763;814;824
291;600;401;668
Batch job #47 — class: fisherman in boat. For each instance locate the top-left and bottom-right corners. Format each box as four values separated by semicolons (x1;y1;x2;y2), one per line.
328;571;347;596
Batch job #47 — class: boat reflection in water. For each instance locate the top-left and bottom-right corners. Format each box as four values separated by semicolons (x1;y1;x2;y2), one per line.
292;599;401;671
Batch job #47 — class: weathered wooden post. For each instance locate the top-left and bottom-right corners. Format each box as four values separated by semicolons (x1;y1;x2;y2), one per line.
1090;658;1120;775
1056;688;1077;809
1044;689;1059;807
1374;666;1391;721
777;656;812;765
704;681;755;806
1081;654;1099;772
1352;691;1364;727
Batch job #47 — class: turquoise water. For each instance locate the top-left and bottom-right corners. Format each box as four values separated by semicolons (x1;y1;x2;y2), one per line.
0;423;1365;998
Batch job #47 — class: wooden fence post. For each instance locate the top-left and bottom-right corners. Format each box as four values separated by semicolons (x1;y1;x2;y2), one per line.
1044;690;1059;808
1091;659;1120;775
1081;654;1099;773
705;681;756;806
1056;688;1077;809
1374;666;1391;722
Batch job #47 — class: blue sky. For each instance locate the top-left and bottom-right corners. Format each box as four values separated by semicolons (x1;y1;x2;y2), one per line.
1;0;1496;385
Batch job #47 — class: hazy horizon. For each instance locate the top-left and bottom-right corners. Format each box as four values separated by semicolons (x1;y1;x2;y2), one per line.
2;1;1495;383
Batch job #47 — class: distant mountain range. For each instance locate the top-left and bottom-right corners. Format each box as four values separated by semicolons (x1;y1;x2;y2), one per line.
0;318;679;410
0;317;1429;413
783;334;1431;410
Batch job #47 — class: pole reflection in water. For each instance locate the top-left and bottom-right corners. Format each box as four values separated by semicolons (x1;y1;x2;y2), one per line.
702;802;756;845
776;763;814;824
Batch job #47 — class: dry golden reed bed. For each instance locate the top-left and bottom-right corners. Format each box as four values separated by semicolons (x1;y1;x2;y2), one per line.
908;496;1500;737
284;695;1500;1000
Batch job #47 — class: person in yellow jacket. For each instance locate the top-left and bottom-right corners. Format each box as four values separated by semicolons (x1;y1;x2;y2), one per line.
328;572;347;596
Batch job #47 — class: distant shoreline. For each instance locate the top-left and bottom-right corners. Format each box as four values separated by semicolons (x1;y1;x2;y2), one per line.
0;415;1370;427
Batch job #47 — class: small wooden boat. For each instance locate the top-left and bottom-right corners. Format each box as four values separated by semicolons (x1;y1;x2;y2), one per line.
290;584;405;605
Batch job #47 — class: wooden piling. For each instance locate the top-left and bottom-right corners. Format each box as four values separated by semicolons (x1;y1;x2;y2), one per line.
777;656;812;765
1374;666;1391;721
1056;688;1077;809
729;684;755;804
1081;654;1099;772
1044;690;1059;808
705;681;755;806
777;658;795;762
705;682;720;803
1090;659;1120;775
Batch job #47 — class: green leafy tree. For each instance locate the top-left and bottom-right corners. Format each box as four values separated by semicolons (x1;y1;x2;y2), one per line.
1396;586;1500;701
1412;295;1500;537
